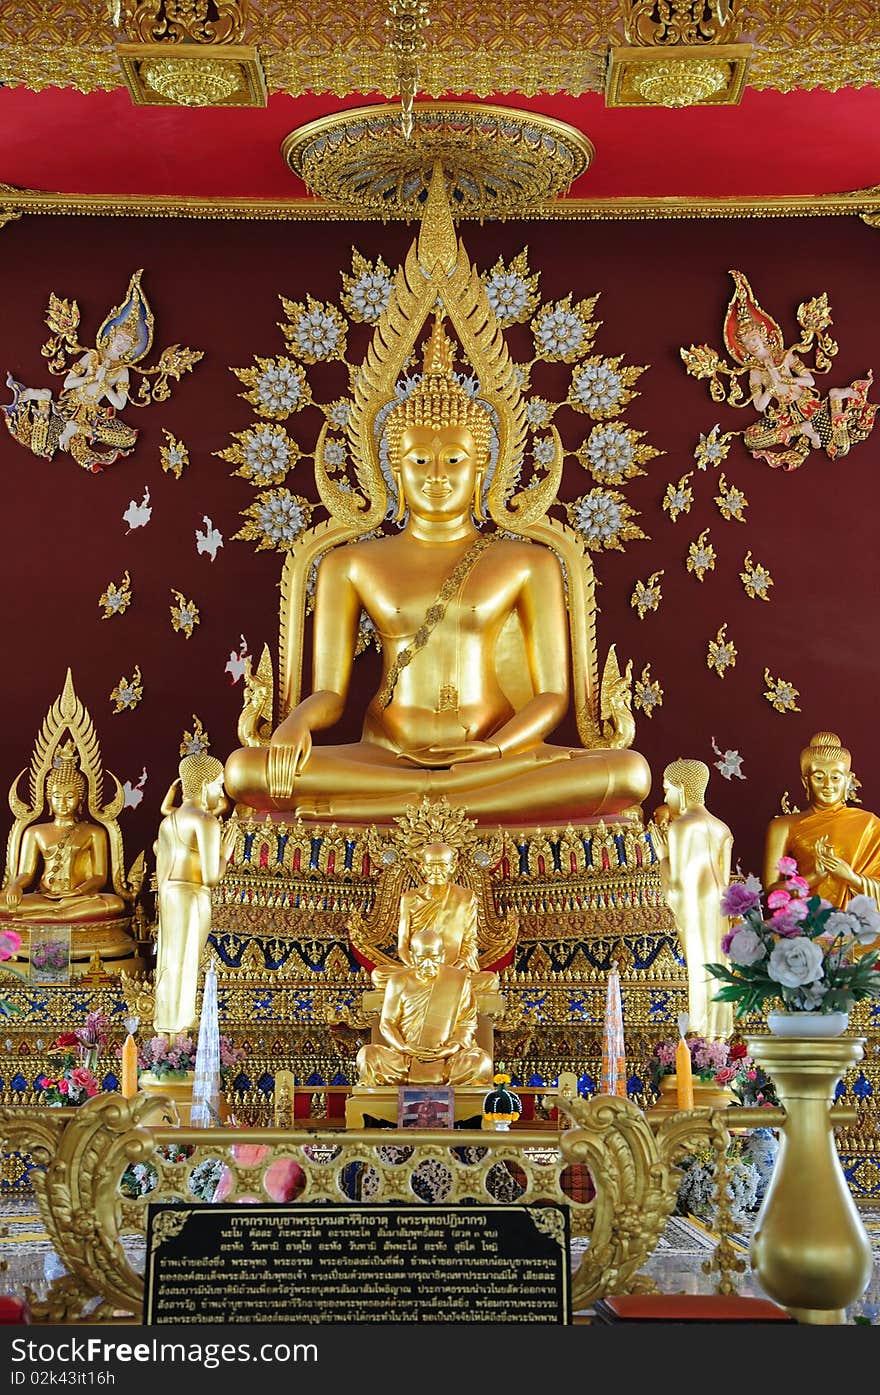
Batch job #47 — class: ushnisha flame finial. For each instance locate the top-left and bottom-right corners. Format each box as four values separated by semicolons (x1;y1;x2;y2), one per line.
417;161;458;278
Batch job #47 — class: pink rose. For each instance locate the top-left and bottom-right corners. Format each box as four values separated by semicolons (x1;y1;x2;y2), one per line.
777;856;798;876
720;881;762;917
771;900;809;935
767;889;791;910
714;1067;736;1086
721;928;737;955
58;1079;70;1094
747;1070;757;1080
71;1066;97;1090
0;928;22;960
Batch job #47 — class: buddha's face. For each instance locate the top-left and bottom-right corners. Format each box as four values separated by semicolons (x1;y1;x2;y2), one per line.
49;786;81;820
805;757;849;808
422;844;456;885
411;935;445;980
203;776;226;813
398;425;479;522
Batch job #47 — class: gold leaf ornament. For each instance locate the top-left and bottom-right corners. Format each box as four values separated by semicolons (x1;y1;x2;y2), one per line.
232;355;311;421
481;249;540;328
662;471;694;523
763;668;801;713
740;551;774;601
706;623;737;677
170;590;200;638
214;422;300;486
686;529;716;581
630;570;664;620
531;295;599;364
633;664;663;718
576;422;660;486
180;715;210;756
714;472;748;522
565;489;647;553
569;355;647;420
98;570;132;619
110;666;143;714
340;249;394;325
233;489;313;552
278;294;348;364
694;423;734;470
159;429;189;479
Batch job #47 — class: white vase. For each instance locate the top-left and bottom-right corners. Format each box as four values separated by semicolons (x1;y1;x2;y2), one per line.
766;1010;849;1038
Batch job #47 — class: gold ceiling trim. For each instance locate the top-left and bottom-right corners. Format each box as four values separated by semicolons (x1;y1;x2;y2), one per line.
1;2;879;96
116;42;267;106
283;103;594;217
605;43;751;108
1;185;880;224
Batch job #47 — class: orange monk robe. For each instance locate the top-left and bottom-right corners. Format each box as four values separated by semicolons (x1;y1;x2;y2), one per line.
781;806;880;950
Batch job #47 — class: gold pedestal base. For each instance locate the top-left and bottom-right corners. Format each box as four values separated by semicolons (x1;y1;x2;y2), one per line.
345;1086;487;1130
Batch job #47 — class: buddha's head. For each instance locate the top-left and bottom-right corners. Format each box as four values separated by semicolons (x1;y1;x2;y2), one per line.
800;732;852;810
662;758;710;815
384;312;492;525
179;753;226;812
47;742;86;821
410;926;446;981
421;841;457;886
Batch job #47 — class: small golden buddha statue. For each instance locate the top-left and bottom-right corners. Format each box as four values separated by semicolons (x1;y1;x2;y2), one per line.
653;758;733;1040
1;672;143;961
764;732;880;909
356;924;494;1087
1;741;125;927
225;314;651;826
154;753;237;1036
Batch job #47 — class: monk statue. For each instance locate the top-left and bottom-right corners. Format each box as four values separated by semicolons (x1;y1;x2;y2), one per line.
764;731;880;910
154;754;237;1036
356;924;494;1087
224;167;650;828
0;672;144;961
653;758;733;1040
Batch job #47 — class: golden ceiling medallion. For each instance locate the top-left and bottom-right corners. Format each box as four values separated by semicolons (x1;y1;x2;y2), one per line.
282;103;594;217
116;43;267;107
606;44;751;107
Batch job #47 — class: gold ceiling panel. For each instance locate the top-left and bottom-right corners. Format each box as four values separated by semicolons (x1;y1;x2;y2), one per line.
0;1;877;95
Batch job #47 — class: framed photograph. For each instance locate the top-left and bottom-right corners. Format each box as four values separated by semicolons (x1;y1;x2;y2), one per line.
28;924;72;985
397;1085;454;1130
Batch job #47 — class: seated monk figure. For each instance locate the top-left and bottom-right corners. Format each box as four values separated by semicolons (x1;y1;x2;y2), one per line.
764;731;880;910
396;840;498;990
224;320;651;825
356;925;494;1087
1;741;125;924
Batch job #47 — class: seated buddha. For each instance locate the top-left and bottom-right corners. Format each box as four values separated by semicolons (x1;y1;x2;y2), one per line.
764;731;880;909
1;739;127;955
224;317;651;826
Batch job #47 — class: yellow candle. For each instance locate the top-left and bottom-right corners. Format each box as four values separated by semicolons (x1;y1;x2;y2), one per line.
121;1034;138;1099
675;1035;694;1110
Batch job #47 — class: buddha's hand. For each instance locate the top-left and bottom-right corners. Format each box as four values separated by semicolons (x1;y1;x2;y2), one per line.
401;741;501;768
814;846;859;887
269;713;312;773
3;883;21;911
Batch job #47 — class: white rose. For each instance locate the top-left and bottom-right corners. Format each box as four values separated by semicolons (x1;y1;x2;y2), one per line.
768;936;825;988
728;927;766;966
846;894;880;946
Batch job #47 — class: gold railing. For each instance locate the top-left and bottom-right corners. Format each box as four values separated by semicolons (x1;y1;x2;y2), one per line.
0;1092;734;1322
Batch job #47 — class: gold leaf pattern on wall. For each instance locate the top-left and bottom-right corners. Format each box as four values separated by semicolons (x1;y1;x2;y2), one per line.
232;355;311;421
630;570;664;620
566;489;647;552
480;249;541;328
233;489;313;553
633;663;663;717
170;590;200;639
662;471;694;523
180;715;210;756
693;423;734;471
575;422;661;485
340;249;394;325
706;623;737;677
686;528;716;581
110;665;143;714
98;570;132;619
740;550;774;601
763;668;801;713
160;429;189;479
714;472;748;522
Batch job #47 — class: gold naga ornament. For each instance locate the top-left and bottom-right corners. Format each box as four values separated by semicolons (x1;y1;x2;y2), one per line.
0;669;145;961
1;270;202;473
681;270;877;471
222;163;654;826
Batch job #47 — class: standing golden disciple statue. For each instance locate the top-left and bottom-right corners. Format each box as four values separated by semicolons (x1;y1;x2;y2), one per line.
224;167;650;827
654;759;733;1040
0;670;143;960
153;754;236;1036
764;732;880;911
356;924;494;1087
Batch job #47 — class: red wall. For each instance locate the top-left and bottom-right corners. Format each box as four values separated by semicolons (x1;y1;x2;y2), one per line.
1;211;877;883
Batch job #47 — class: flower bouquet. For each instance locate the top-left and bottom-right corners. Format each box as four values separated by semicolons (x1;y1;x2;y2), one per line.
707;856;880;1017
675;1137;760;1225
38;1056;101;1106
650;1035;742;1094
0;927;24;1018
137;1033;244;1083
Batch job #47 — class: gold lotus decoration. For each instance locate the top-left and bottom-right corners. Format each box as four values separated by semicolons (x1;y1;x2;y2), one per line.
282;103;594;218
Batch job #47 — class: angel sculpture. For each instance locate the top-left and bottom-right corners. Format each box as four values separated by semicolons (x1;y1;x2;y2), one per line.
681;270;876;471
2;270;202;473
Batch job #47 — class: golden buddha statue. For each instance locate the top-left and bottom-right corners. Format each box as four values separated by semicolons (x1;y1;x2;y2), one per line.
653;758;733;1040
398;841;479;972
356;924;494;1087
154;753;237;1036
764;732;880;910
0;671;143;961
225;170;649;827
